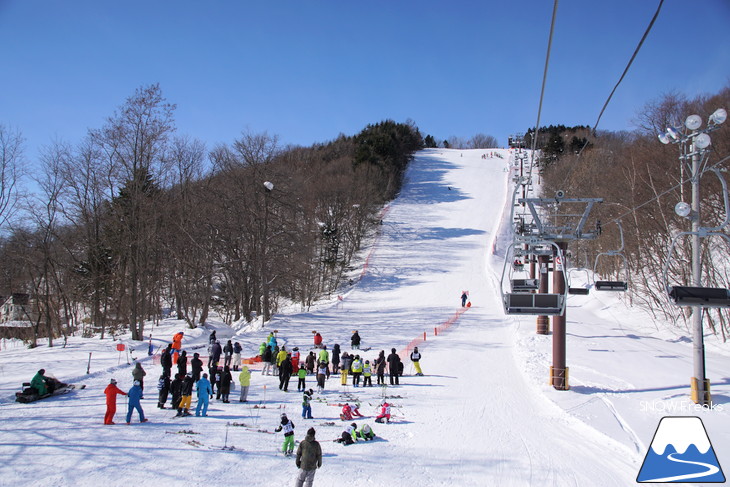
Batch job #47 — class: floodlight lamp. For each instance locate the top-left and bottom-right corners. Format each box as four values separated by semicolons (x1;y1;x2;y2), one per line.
263;181;274;192
685;114;702;131
658;133;671;144
666;126;681;141
694;133;711;149
675;201;691;218
710;108;727;125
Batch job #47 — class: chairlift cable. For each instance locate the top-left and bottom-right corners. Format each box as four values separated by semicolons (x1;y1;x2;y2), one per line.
529;0;559;168
577;0;665;158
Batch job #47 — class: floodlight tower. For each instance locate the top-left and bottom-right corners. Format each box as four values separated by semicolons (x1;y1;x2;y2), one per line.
658;107;726;405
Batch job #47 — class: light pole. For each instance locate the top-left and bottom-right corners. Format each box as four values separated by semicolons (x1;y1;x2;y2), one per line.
659;107;726;405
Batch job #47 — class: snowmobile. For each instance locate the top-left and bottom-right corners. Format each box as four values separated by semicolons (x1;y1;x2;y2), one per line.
15;378;83;403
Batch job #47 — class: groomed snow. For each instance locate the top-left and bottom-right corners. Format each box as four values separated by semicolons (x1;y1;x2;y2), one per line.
0;149;727;486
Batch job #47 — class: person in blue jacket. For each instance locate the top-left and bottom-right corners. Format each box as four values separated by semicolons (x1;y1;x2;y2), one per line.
126;380;148;424
196;373;213;417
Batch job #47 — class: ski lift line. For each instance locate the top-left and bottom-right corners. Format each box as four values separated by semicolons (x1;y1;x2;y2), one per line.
529;0;560;168
598;155;730;229
593;221;629;292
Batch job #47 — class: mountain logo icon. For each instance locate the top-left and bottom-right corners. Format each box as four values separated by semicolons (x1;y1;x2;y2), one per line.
637;416;725;483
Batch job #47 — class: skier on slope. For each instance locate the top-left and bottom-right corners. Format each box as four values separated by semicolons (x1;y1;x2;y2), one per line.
301;389;314;419
157;374;170;409
335;423;358;445
351;330;361;350
126;380;148;424
275;413;296;456
238;365;251;402
195;373;212;417
104;378;127;425
410;346;424;376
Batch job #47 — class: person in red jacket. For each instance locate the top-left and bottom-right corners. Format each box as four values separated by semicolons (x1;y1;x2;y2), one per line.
171;331;184;364
104;378;127;425
313;332;323;349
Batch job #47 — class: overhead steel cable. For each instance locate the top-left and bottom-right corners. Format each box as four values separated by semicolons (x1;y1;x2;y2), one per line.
578;0;665;157
529;0;559;167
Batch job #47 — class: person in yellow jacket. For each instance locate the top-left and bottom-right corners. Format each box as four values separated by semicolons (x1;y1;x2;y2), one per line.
277;346;288;368
362;360;373;387
238;365;251;402
350;355;363;387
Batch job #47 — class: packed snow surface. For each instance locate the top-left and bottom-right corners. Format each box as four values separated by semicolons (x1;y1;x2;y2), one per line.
0;149;727;486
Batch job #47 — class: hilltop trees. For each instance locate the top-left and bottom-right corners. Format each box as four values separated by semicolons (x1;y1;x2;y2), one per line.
0;86;426;342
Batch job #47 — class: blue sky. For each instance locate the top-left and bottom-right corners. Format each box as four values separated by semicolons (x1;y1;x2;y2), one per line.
1;0;729;163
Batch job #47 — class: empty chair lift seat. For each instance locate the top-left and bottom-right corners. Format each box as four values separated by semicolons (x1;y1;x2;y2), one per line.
504;293;564;315
510;279;540;292
669;286;730;308
594;281;628;291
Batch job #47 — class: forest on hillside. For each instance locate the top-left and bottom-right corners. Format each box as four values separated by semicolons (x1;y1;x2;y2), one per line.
536;84;730;340
0;85;424;344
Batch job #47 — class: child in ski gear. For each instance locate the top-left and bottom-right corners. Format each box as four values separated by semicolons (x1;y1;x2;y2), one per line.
271;345;280;376
340;403;362;420
238;365;251;402
313;332;323;348
410;347;423;376
104;378;127;424
340;352;350;385
132;362;146;394
219;366;233;402
375;401;391;423
297;365;307;392
301;389;314;419
461;291;469;307
335;423;358;445
157;374;170;409
387;349;400;385
275;413;296;455
214;366;223;400
351;330;361;349
295;427;322;487
357;423;376;441
363;360;373;386
258;341;267;358
191;352;203;382
126;380;147;424
179;373;195;416
195;373;212;416
351;355;363;387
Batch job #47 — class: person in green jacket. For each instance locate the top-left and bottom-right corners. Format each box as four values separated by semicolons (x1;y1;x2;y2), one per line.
238;366;251;402
295;427;322;487
31;369;49;396
297;365;307;392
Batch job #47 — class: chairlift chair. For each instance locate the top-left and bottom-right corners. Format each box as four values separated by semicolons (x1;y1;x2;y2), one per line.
593;221;629;292
663;169;730;308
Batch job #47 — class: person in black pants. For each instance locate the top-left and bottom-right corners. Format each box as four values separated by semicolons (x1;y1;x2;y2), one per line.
279;354;293;392
387;348;400;385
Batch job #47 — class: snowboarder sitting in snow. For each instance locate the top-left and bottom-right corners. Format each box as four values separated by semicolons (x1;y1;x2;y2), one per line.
357;423;376;441
275;413;296;456
375;401;391;423
335;423;358;445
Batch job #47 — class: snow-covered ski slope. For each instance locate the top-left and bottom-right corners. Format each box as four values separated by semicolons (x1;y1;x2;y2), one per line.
0;148;727;486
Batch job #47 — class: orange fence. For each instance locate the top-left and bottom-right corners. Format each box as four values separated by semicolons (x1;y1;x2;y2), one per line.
401;306;469;358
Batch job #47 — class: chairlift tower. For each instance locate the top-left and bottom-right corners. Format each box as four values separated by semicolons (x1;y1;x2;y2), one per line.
515;192;603;390
658;107;727;406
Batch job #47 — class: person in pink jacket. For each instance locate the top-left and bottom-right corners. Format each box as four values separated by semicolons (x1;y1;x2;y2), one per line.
104;378;127;425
